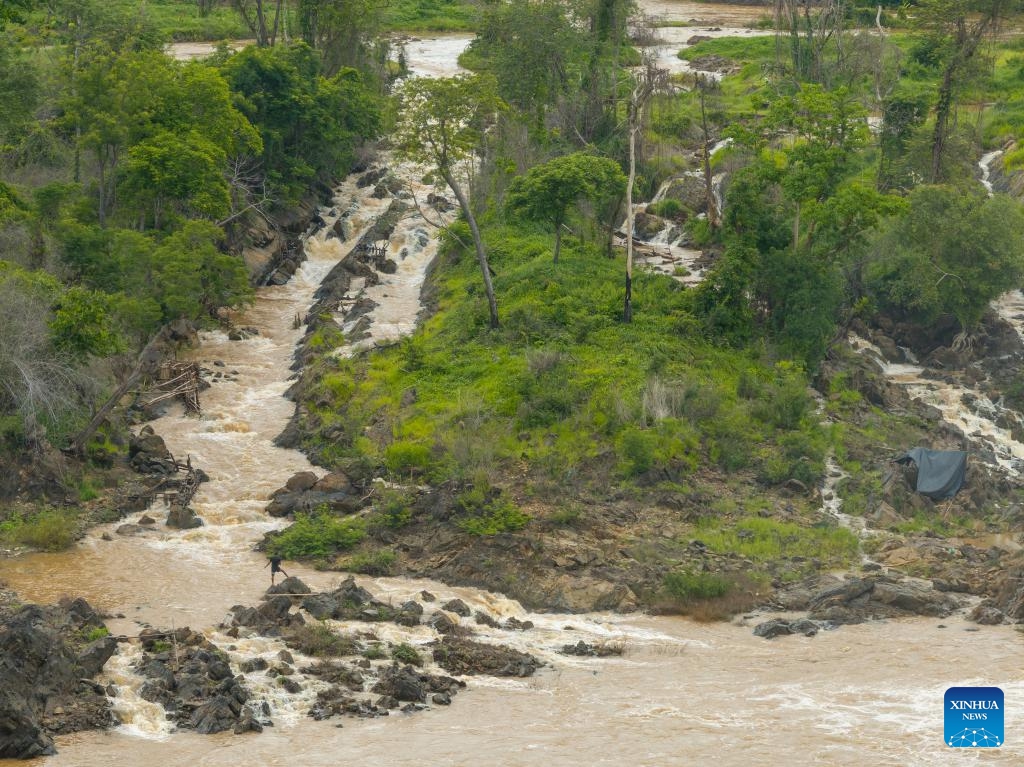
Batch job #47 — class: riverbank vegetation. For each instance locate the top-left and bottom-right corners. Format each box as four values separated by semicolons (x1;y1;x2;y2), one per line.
0;0;385;520
4;0;1024;614
279;0;1024;609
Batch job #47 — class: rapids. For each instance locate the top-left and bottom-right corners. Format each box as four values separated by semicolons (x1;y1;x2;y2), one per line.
3;10;1023;767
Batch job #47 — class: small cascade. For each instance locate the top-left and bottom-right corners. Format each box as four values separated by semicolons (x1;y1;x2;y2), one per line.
103;644;175;740
848;333;1024;475
332;159;456;357
979;149;1004;195
991;288;1024;346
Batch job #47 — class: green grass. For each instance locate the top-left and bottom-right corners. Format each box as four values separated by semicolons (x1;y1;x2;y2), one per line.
20;0;248;42
0;507;78;551
339;549;397;575
293;219;831;498
694;516;859;567
286;621;358;658
382;0;478;31
390;642;423;666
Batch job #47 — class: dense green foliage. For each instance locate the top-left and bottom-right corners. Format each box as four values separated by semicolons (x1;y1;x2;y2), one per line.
265;509;366;559
0;3;383;464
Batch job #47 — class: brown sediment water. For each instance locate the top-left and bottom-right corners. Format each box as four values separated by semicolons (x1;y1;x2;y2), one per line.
4;615;1023;766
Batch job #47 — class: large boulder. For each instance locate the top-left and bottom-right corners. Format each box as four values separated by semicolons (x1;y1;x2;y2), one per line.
807;575;959;624
166;504;203;530
663;174;708;214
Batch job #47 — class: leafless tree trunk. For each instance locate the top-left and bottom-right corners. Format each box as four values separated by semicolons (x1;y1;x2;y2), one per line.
443;168;499;329
623;62;665;323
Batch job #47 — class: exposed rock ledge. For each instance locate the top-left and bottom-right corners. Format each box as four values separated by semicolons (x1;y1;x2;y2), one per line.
0;595;117;759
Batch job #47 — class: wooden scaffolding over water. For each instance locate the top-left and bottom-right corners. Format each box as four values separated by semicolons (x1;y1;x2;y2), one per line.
141;362;202;414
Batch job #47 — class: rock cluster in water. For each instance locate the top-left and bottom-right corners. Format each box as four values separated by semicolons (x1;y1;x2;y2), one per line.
218;576;543;725
134;627;258;735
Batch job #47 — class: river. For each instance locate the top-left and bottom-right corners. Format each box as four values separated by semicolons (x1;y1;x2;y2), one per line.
3;5;1024;766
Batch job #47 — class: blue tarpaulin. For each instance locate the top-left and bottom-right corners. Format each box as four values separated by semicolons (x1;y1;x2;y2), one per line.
894;448;968;500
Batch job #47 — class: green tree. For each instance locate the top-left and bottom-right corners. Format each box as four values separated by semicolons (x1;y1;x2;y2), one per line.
394;74;503;329
866;186;1024;336
121;129;231;229
469;0;576;132
222;44;380;200
913;0;1018;182
297;0;382;76
151;220;252;321
506;152;625;263
49;286;125;360
231;0;284;47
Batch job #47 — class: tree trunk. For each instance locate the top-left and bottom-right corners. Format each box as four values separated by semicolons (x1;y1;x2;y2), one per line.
70;326;173;455
624;119;637;323
443;169;499;329
698;82;719;230
97;151;107;228
930;64;955;183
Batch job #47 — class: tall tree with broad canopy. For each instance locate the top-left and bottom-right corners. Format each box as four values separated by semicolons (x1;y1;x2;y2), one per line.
866;186;1024;342
393;74;503;329
506;152;626;263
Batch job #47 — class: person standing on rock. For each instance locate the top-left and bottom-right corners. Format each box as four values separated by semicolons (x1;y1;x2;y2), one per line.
266;556;288;585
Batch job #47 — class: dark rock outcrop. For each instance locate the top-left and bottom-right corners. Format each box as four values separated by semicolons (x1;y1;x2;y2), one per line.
752;618;824;639
128;427;177;475
804;575;960;624
432;637;541;677
370;663;464;703
165;504;203;530
0;598;116;759
135;627;254;735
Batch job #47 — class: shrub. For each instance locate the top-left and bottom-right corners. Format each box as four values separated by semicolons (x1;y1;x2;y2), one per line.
618;427;657;476
0;508;78;551
84;626;110;642
375;488;414;528
664;571;732;601
390;642;423;666
548;503;583;526
286;621;358;658
685;217;713;247
341;549;397;575
362;643;387;660
647;198;685;220
455;483;530;535
266;510;366;559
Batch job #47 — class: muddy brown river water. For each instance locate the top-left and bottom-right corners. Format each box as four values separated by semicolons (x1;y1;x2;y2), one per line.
3;5;1023;765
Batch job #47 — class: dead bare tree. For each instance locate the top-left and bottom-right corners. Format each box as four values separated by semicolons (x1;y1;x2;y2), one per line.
773;0;847;84
623;59;667;323
218;155;275;227
0;284;79;450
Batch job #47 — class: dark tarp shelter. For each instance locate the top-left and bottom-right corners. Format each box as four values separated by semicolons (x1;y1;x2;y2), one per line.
893;448;967;500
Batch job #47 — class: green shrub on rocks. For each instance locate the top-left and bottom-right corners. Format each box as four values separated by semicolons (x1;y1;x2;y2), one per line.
384;440;435;477
266;509;366;559
286;621;357;658
340;549;397;575
454;481;529;535
664;571;732;601
390;642;423;666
